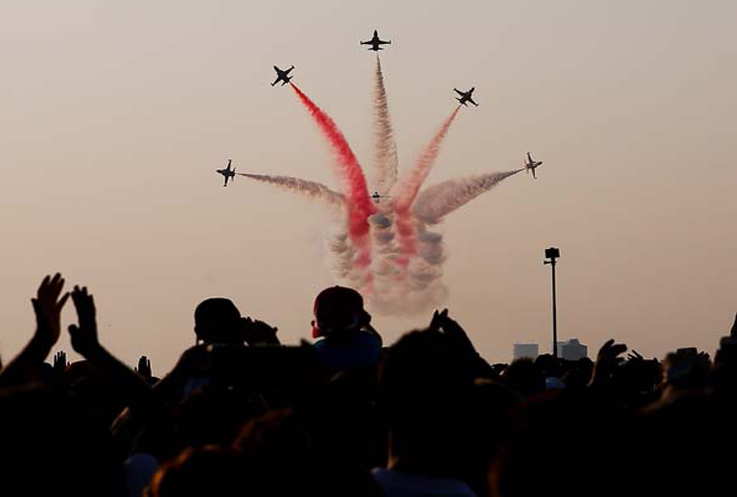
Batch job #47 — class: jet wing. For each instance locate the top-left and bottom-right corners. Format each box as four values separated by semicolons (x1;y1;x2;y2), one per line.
454;89;466;97
469;97;479;106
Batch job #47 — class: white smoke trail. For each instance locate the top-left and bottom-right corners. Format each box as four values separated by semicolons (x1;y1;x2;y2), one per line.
413;170;522;224
367;56;405;298
240;173;345;209
371;56;399;196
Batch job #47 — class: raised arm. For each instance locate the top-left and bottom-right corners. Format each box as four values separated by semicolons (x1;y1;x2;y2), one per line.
430;308;494;378
0;274;69;386
589;339;628;389
67;285;154;409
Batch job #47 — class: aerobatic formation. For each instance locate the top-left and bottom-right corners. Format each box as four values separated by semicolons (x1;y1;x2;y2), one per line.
217;29;544;315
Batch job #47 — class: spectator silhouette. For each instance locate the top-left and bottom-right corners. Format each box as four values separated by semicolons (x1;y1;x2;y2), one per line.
375;323;478;496
2;272;736;497
311;286;382;374
489;390;639;497
0;275;118;496
501;358;545;398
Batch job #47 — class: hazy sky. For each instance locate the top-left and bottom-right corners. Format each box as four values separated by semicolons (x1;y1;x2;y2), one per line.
1;0;735;373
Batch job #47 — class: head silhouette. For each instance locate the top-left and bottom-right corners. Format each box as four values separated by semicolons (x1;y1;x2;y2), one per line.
312;286;370;339
379;329;476;479
194;298;243;345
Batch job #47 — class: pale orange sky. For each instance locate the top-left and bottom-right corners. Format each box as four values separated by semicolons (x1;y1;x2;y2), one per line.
1;1;735;373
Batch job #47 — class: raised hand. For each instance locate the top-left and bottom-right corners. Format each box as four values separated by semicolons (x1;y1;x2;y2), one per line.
590;339;628;387
31;273;70;348
627;349;644;362
429;309;444;332
68;286;101;358
53;350;68;375
597;339;628;365
432;308;476;356
599;338;625;357
136;356;152;381
0;274;69;385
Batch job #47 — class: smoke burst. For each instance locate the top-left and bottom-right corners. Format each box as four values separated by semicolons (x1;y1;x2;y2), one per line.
246;69;526;316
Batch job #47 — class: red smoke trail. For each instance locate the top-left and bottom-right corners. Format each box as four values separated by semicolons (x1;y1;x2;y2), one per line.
290;84;376;272
393;106;461;268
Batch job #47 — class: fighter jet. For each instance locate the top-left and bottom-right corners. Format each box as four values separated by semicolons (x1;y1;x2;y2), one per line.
454;88;478;107
361;30;391;51
216;159;236;187
371;191;391;204
524;152;543;179
271;65;294;87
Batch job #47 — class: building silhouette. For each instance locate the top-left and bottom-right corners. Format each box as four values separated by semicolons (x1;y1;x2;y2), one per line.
556;339;588;360
513;343;539;360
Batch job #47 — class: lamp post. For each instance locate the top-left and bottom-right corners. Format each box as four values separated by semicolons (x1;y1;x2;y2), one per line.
544;247;561;358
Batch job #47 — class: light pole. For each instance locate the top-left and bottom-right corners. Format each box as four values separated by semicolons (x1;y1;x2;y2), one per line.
544;247;561;358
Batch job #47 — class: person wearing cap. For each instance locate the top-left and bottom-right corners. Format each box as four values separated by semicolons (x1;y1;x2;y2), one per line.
311;286;383;374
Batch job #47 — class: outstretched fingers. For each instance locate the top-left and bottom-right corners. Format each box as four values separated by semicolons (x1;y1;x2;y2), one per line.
71;286;97;328
32;273;70;347
598;339;628;364
67;285;101;357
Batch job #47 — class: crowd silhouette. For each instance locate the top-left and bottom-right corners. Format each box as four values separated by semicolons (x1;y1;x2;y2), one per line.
0;272;735;496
